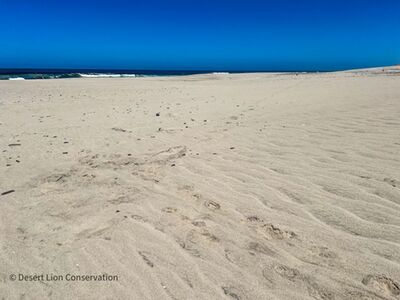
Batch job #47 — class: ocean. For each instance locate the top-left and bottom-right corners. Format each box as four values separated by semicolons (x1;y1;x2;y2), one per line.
0;69;233;80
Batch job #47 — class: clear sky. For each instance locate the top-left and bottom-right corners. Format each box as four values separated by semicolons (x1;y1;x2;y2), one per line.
0;0;399;71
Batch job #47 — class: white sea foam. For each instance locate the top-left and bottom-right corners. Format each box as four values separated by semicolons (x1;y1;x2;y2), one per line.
78;73;136;78
9;77;25;80
212;72;230;75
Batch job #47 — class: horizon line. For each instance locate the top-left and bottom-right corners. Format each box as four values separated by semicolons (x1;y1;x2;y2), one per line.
0;65;398;75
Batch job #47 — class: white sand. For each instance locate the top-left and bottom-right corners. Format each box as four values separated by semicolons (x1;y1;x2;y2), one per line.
1;67;399;299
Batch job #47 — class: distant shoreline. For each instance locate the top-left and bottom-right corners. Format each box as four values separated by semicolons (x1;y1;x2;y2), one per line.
1;66;398;80
0;70;309;81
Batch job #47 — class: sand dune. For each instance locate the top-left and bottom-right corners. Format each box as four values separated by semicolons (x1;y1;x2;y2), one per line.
1;68;399;299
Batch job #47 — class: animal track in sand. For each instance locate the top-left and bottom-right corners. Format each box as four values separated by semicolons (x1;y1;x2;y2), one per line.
79;146;187;171
151;146;187;164
245;214;296;240
221;286;242;300
33;146;189;198
224;249;240;264
180;229;219;257
247;241;276;257
177;237;201;258
306;282;335;300
177;184;202;200
131;215;148;223
261;268;275;288
272;264;300;281
383;177;399;188
204;200;221;210
191;220;206;227
316;247;337;259
224;247;255;270
258;223;296;240
35;167;101;194
109;194;137;204
177;184;195;192
192;193;202;200
267;264;335;299
162;207;178;213
198;229;219;242
362;274;400;297
246;216;264;223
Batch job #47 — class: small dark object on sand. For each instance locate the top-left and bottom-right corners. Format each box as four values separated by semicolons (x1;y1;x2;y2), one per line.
1;190;15;196
8;143;21;147
112;127;127;133
156;112;160;116
56;175;65;182
62;152;68;154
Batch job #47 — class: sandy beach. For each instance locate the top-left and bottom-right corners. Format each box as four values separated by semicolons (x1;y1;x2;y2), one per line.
1;67;400;299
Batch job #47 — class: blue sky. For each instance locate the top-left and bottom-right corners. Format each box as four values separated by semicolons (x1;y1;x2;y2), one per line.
0;0;399;71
